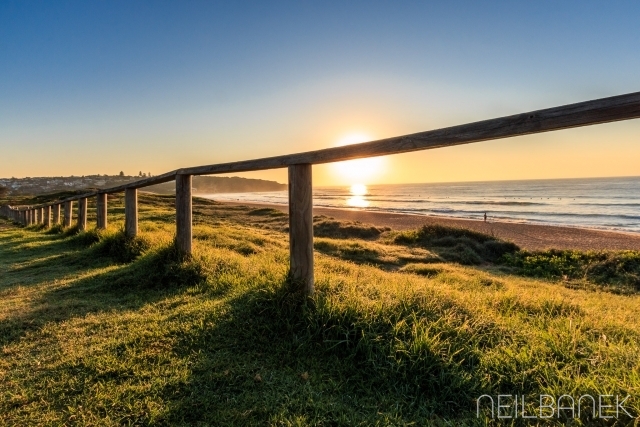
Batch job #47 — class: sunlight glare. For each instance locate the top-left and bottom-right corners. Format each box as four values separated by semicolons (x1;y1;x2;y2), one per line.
350;183;367;196
346;196;369;208
331;133;386;184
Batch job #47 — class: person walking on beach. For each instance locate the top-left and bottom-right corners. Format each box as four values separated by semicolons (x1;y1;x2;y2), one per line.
484;212;487;222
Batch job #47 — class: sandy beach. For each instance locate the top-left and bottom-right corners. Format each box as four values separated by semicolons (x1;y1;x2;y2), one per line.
221;200;640;251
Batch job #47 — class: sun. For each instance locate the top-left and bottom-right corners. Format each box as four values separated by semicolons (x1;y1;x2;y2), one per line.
350;183;367;196
331;133;385;184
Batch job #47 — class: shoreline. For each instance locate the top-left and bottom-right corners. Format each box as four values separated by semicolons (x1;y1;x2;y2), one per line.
209;198;640;251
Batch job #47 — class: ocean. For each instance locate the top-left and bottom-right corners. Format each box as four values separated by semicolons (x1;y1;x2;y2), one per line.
201;176;640;233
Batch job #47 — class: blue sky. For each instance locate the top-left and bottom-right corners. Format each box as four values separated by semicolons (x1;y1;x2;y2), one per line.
2;1;639;184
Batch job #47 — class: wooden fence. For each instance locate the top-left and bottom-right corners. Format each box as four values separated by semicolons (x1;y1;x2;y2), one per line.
2;91;640;295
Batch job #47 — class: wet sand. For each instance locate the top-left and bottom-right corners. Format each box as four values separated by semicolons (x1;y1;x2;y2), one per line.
220;200;640;251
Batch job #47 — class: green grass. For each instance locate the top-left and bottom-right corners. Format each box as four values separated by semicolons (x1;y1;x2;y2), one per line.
502;249;640;294
1;193;639;426
390;224;520;265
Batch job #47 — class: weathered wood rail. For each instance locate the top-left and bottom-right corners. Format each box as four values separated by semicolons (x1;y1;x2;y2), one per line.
2;91;640;294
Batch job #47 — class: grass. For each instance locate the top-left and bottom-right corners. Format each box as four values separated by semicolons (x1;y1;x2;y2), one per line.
503;249;640;294
1;193;639;425
390;224;520;265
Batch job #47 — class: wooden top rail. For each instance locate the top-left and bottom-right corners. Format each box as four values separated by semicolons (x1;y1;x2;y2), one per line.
178;91;640;175
8;90;640;210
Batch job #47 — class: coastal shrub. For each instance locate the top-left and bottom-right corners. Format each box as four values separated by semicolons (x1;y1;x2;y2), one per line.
503;249;640;291
44;224;64;235
62;224;81;237
27;223;47;232
94;230;151;263
313;219;389;239
392;224;519;265
233;241;260;255
106;243;209;290
247;207;286;217
70;228;101;246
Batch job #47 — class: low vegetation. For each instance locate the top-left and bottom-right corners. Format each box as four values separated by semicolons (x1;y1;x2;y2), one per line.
390;224;520;265
0;193;639;425
313;217;390;239
503;249;640;294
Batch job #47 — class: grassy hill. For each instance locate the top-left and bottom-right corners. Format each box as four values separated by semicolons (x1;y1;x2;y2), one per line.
0;175;285;196
1;194;639;425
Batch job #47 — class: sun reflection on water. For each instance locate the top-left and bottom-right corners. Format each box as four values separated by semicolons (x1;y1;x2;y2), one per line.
346;184;369;207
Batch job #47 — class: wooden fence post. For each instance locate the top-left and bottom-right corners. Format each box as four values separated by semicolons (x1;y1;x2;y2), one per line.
288;164;314;295
96;193;107;230
175;174;192;255
78;198;87;231
38;208;44;224
64;201;73;227
53;204;61;225
125;188;138;237
26;209;31;225
44;206;51;228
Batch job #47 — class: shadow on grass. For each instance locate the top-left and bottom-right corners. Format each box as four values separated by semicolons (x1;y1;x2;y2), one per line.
152;279;502;425
0;228;135;288
0;240;206;348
